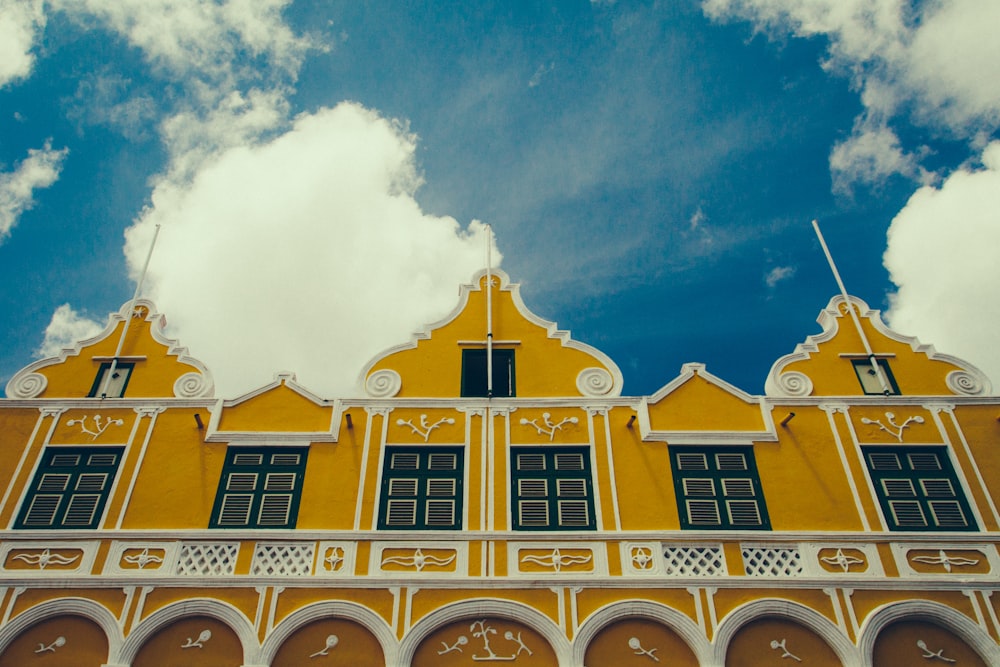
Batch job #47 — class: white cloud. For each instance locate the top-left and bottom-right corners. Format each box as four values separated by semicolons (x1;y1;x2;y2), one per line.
883;141;1000;386
0;141;69;242
51;0;311;95
0;0;44;87
764;265;795;288
703;0;1000;187
35;304;103;358
123;102;496;397
829;118;930;194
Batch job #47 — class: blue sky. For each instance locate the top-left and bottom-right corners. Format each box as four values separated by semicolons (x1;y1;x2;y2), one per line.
1;0;998;398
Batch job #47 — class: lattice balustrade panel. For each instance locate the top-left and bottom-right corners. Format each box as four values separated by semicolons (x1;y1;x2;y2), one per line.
662;545;725;576
742;545;803;577
251;543;316;576
176;543;239;576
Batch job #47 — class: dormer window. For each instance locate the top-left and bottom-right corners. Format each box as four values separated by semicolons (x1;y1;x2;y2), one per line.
852;358;899;395
88;362;134;398
461;349;515;397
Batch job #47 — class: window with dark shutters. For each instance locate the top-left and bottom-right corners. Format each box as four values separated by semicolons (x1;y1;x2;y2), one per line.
15;447;124;529
210;448;308;529
670;446;771;530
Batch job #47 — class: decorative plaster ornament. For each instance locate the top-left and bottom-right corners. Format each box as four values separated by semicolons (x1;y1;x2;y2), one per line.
519;413;578;441
66;414;125;441
181;630;211;649
123;548;163;569
309;634;339;658
917;640;956;663
381;547;455;571
34;637;65;654
12;548;79;570
396;414;456;441
769;639;802;661
520;548;591;572
324;546;344;571
438;635;469;655
860;412;924;442
911;550;979;573
820;548;866;573
630;547;654;570
627;637;659;662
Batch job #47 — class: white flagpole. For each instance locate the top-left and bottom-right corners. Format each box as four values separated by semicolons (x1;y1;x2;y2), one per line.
100;224;161;398
811;220;891;395
485;225;494;398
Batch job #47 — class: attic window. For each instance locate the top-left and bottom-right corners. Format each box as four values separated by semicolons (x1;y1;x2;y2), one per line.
851;358;899;395
88;362;135;398
461;349;515;398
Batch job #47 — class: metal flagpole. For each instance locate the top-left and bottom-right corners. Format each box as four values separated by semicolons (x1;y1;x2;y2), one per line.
811;219;891;395
100;224;161;398
485;225;494;398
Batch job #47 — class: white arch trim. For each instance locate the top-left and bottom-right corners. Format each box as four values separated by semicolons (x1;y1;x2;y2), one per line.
712;598;859;666
256;599;397;665
857;599;1000;667
398;598;571;667
115;598;257;665
572;599;712;666
0;597;123;658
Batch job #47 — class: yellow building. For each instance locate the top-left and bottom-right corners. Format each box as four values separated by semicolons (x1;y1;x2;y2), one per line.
0;268;997;666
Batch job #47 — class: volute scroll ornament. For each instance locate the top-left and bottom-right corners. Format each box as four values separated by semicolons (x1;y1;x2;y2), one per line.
577;367;614;397
773;371;813;397
173;371;213;398
6;372;47;398
366;369;401;398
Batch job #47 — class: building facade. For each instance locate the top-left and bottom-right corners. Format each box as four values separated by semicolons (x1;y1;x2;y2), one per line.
0;269;997;666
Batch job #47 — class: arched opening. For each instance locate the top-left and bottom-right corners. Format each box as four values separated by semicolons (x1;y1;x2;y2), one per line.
132;615;243;667
725;617;842;667
0;614;108;666
271;618;385;666
584;617;699;666
412;617;557;667
872;619;989;667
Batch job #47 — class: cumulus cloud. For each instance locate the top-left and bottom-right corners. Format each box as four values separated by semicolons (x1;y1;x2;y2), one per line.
23;1;495;397
35;304;103;358
124;102;496;396
703;0;1000;187
764;265;795;288
0;0;45;87
829;118;930;194
883;141;1000;385
0;142;69;242
51;0;311;95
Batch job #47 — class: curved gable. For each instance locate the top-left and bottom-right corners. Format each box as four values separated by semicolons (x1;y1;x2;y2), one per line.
766;295;991;398
5;299;213;400
360;269;623;398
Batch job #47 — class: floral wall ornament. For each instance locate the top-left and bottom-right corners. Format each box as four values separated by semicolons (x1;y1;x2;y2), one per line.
309;634;339;658
34;636;66;654
520;548;591;572
917;640;956;663
396;414;456;441
438;619;533;662
181;629;211;649
627;637;659;662
11;548;79;570
66;414;125;441
519;413;578;441
910;549;980;572
860;411;924;442
769;638;802;661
